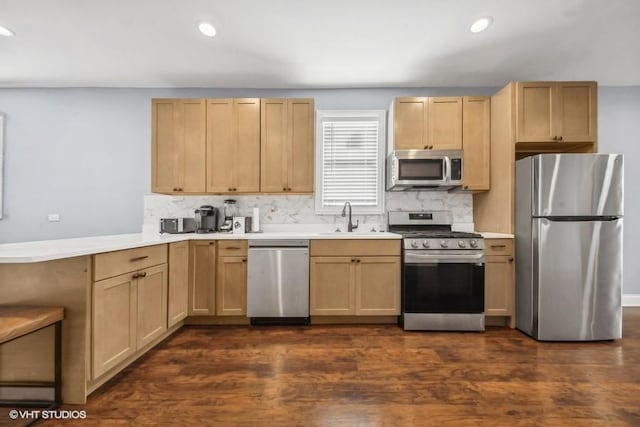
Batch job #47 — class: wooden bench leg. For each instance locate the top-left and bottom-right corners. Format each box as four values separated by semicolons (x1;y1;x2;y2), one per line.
54;320;62;407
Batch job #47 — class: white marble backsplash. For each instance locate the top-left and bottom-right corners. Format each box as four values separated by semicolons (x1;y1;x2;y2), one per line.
143;192;473;234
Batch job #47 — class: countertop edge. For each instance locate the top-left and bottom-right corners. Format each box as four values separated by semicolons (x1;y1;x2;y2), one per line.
0;232;402;264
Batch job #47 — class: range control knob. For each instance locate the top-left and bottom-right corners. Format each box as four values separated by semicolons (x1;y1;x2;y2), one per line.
458;240;466;248
440;240;448;248
422;240;430;248
411;240;419;249
469;240;478;248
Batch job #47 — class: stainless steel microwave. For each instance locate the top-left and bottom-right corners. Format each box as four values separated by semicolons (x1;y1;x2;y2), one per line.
386;150;463;191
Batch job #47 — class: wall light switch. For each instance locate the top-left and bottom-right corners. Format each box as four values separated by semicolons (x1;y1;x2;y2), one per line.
47;214;60;222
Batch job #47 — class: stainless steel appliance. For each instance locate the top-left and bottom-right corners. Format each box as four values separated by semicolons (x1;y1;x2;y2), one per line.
159;217;196;234
247;240;310;325
386;150;463;191
219;199;237;233
388;211;485;331
194;205;218;234
516;154;624;341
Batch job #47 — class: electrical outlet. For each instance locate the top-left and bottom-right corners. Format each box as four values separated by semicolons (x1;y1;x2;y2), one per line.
47;214;60;222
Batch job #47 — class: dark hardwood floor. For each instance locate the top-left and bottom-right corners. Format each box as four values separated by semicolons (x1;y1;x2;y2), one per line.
6;309;640;426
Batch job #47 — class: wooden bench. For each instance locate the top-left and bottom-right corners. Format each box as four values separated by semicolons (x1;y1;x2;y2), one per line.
0;306;64;408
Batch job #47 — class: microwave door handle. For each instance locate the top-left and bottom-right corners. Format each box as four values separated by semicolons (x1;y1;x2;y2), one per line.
443;157;450;182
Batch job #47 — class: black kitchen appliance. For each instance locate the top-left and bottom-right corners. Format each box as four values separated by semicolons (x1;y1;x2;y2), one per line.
194;205;218;233
388;211;485;331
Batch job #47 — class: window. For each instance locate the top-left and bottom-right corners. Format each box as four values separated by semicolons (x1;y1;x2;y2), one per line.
315;110;386;214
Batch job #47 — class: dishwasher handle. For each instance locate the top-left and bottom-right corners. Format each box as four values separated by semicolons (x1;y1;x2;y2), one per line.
248;239;309;248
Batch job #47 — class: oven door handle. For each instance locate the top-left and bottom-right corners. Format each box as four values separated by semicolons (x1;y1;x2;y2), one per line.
404;252;485;264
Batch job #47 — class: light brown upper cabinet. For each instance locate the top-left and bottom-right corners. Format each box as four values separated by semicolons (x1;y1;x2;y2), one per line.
207;98;261;193
462;96;491;191
152;99;206;193
428;97;463;150
260;99;315;193
392;97;429;150
391;97;462;150
515;81;596;143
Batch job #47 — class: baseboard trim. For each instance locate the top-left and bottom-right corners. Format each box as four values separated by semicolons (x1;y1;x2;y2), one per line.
623;294;640;307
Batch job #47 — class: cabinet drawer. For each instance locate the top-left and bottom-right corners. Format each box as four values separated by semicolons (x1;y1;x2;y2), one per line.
94;245;168;281
310;240;400;257
218;240;247;256
484;239;514;256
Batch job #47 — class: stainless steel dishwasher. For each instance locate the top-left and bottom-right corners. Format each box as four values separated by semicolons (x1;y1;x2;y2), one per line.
247;240;310;325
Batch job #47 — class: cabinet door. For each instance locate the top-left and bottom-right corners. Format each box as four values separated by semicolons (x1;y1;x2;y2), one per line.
355;256;401;316
485;255;515;317
462;96;490;191
152;99;206;193
206;99;235;192
137;264;168;349
168;241;189;327
234;99;261;193
93;273;137;378
428;97;463;150
310;257;355;315
515;82;556;142
288;99;315;193
189;241;216;315
260;99;288;193
555;82;597;142
393;97;428;150
216;256;248;316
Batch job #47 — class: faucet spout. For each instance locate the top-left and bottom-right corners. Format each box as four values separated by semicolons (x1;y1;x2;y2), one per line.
341;201;359;232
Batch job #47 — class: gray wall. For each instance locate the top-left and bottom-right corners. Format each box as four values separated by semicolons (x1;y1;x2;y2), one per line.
0;86;638;294
597;87;640;295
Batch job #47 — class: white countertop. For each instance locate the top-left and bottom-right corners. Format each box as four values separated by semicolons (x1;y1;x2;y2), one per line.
0;230;401;264
478;232;515;239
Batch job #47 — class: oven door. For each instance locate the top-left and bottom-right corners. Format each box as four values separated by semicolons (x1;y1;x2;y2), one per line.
403;251;484;314
395;157;449;185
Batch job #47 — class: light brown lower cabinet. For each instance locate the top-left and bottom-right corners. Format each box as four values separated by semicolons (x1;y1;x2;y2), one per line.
168;241;189;327
310;256;355;315
92;263;168;378
92;272;137;378
216;256;248;316
356;257;401;315
310;255;401;316
484;238;515;327
136;264;168;349
188;241;216;315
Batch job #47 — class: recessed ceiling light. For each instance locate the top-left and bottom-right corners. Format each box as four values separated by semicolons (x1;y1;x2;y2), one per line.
470;16;493;33
0;24;15;37
198;22;217;38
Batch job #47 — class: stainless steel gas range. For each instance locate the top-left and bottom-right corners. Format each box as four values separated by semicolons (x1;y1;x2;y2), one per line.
388;211;485;331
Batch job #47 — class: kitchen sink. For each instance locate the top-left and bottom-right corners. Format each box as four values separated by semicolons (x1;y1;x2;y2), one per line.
316;232;384;236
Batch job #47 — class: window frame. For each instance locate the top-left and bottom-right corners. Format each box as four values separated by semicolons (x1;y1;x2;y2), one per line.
314;109;387;215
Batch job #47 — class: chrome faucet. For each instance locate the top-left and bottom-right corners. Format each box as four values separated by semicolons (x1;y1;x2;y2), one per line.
341;201;359;232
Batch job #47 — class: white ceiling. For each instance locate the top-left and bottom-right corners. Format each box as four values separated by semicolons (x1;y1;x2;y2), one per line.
1;0;639;88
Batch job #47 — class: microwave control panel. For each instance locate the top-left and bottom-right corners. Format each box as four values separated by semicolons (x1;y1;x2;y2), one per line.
450;158;462;181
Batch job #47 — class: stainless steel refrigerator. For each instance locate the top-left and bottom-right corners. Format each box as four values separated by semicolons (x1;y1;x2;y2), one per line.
515;154;624;341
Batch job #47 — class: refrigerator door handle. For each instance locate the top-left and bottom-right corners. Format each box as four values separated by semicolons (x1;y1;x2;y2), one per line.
538;216;621;222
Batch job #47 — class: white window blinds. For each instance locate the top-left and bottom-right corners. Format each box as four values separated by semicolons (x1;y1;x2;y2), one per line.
315;110;386;214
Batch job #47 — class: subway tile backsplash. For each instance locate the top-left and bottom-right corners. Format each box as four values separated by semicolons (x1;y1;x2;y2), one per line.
143;192;472;234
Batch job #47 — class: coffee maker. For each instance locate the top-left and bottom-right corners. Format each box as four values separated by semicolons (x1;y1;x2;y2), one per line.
219;199;237;233
194;205;218;233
